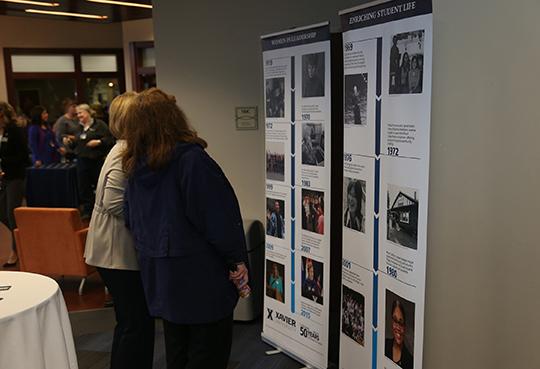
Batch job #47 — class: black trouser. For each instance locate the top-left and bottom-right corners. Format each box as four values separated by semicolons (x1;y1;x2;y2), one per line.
0;178;25;251
76;156;103;215
97;267;155;369
163;313;233;369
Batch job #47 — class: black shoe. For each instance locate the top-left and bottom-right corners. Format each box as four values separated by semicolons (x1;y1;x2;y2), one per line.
3;259;18;267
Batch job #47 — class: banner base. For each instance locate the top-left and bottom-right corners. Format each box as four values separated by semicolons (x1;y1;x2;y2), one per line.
261;332;327;369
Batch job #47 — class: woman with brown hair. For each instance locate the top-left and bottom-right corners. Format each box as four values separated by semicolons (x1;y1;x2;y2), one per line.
55;98;79;162
122;88;250;369
0;101;30;267
85;92;155;369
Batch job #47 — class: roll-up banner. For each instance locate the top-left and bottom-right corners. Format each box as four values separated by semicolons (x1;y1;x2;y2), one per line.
339;1;432;369
261;23;332;369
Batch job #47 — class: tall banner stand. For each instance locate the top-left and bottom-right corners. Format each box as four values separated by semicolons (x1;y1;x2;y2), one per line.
338;1;433;368
262;22;333;369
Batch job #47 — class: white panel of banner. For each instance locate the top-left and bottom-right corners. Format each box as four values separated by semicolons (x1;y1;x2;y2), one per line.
339;1;433;368
262;22;332;369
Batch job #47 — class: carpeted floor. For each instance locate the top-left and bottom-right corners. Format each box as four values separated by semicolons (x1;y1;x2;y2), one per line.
70;309;305;369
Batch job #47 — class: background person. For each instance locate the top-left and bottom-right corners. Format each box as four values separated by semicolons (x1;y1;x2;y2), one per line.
64;103;113;221
56;98;79;162
122;88;250;369
84;92;155;369
28;106;64;166
385;299;413;369
0;101;30;267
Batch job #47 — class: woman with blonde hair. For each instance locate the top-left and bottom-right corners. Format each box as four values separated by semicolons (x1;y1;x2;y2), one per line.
85;92;155;369
64;103;113;221
0;101;30;267
122;88;250;369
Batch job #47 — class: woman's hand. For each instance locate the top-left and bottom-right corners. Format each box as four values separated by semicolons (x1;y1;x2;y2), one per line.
59;147;66;155
86;139;101;147
35;160;42;167
229;263;249;289
63;137;72;146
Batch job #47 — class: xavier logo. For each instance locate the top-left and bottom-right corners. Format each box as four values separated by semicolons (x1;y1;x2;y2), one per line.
267;308;273;320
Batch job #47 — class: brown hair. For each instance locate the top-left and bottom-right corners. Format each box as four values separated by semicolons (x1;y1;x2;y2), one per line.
0;101;19;129
122;88;207;176
61;98;77;112
109;92;137;139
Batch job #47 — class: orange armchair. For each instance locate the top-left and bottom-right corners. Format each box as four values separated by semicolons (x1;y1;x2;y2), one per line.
14;207;97;295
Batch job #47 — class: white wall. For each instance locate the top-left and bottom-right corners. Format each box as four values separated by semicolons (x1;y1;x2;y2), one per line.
153;1;540;368
0;15;123;101
152;0;362;222
121;18;154;92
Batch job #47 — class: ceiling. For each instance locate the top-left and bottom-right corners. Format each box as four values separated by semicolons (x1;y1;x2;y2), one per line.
0;0;152;23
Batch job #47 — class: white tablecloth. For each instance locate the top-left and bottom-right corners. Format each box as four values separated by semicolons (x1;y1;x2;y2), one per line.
0;271;78;369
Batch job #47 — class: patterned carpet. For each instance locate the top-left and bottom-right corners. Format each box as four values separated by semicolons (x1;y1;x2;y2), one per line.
70;309;304;369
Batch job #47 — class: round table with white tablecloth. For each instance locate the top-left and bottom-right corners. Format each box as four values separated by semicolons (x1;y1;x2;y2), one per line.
0;271;78;369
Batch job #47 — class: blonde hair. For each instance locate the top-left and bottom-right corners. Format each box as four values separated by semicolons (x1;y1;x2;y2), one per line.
76;103;96;117
109;92;137;139
0;101;19;129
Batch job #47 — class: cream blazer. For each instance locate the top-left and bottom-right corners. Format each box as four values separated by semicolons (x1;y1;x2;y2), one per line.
84;140;139;270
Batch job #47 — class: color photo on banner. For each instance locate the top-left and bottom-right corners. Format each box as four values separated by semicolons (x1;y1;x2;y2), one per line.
266;198;285;239
301;188;324;235
389;30;425;95
266;260;285;303
302;122;325;166
266;77;285;117
344;73;368;125
266;141;285;182
343;177;366;233
301;256;323;305
385;290;415;369
342;284;365;346
302;52;325;98
387;184;418;250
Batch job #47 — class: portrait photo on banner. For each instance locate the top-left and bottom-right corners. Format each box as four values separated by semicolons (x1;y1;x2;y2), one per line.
344;73;368;126
301;122;325;166
266;197;285;240
343;176;366;234
266;77;285;118
301;256;323;305
385;289;415;369
302;52;325;98
265;259;285;303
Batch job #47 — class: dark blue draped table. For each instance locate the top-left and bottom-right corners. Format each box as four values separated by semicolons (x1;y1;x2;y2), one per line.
26;163;79;208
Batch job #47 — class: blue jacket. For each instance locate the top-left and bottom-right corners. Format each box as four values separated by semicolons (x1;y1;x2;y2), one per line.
124;143;249;324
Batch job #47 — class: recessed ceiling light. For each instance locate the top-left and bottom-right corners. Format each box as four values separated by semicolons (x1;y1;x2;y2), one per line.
25;9;108;19
1;0;58;6
87;0;152;9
